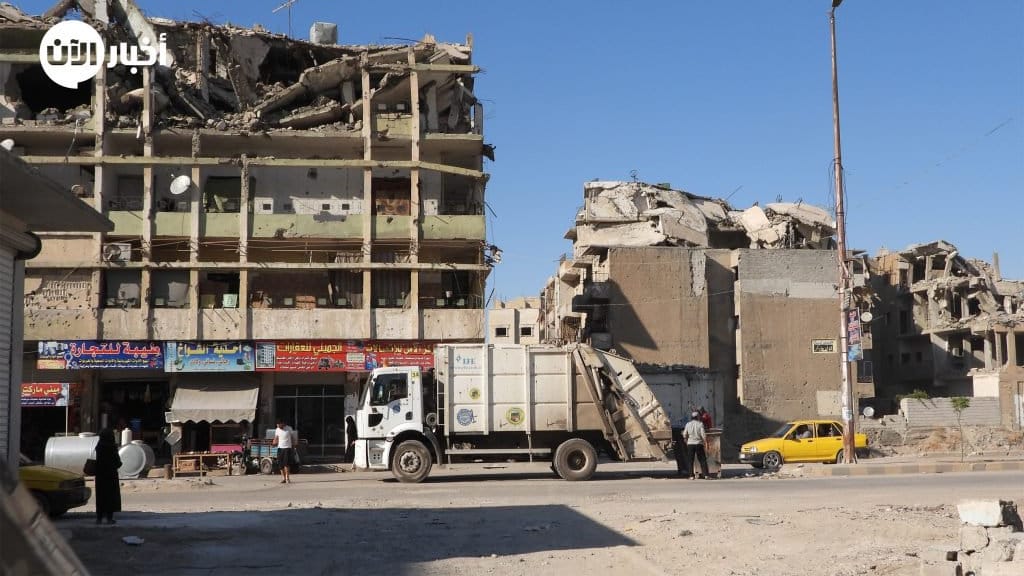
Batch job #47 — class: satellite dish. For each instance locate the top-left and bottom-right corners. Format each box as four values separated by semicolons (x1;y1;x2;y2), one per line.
0;138;14;151
862;406;875;418
169;175;192;196
861;311;874;323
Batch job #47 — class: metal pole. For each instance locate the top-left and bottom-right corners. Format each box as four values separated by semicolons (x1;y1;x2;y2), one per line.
830;2;856;464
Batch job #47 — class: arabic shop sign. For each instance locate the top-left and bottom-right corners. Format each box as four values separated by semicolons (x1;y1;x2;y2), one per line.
255;340;436;371
21;383;70;407
165;342;255;373
37;341;164;370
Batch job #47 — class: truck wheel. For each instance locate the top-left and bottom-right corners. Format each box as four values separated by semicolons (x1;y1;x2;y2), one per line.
553;438;598;481
259;457;275;475
392;440;432;483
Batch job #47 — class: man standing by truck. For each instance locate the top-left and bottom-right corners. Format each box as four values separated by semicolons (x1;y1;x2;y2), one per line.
273;419;297;484
683;412;709;479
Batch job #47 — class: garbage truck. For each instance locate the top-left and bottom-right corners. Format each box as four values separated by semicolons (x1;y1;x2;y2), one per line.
352;343;675;482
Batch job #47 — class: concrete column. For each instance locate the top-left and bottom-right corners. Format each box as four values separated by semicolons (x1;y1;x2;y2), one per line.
239;157;250;263
91;58;108;339
361;59;374;337
995;331;1005;367
1008;329;1018;367
408;51;421;338
984;336;993;371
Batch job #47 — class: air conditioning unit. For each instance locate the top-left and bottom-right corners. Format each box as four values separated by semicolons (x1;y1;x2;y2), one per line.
256;199;274;215
101;243;132;262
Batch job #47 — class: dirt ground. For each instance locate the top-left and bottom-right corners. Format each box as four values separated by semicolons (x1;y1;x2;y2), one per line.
55;461;1024;576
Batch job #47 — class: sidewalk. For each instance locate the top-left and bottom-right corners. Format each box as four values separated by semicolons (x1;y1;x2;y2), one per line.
797;453;1024;478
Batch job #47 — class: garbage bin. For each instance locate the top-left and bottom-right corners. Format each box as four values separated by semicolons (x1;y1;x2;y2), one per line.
694;428;723;478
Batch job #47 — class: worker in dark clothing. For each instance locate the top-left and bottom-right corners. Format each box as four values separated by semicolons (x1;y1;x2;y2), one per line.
698;406;713;430
671;418;691;477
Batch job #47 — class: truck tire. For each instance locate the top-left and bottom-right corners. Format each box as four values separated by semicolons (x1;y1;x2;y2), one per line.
553;438;598;481
392;440;432;483
259;457;275;475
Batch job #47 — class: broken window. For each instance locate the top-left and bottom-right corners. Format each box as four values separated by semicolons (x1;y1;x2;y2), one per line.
520;326;534;338
199;272;239;309
371;270;410;308
1016;333;1024;367
328;271;363;309
898;269;909;289
899;310;910;335
204;177;242;213
110;176;144;211
151;271;190;308
103;270;141;308
418;270;477;308
250;271;333;309
968;298;981;316
14;64;92;117
372;178;411;215
912;260;925;283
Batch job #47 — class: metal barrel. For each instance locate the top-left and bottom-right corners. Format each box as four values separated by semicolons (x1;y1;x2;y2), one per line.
44;433;99;475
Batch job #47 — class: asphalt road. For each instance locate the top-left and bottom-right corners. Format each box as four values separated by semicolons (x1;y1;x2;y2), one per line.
58;463;1024;576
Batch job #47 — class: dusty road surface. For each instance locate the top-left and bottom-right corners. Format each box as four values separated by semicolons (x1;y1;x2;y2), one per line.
55;462;1023;576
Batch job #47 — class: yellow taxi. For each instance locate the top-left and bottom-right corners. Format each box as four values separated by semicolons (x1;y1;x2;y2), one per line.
739;420;868;469
18;454;91;517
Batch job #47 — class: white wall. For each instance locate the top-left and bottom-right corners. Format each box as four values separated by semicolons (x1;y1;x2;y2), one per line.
251;167;363;215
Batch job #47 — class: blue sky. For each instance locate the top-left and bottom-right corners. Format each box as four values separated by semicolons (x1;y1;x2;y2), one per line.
20;0;1024;300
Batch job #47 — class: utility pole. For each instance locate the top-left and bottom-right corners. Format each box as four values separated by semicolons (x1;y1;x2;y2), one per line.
830;0;856;464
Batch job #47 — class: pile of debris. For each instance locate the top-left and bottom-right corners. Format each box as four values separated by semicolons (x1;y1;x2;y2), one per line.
571;181;836;255
885;240;1023;333
919;499;1024;576
0;0;480;135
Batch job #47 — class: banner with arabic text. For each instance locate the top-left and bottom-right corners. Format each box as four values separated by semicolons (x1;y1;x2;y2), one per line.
37;341;164;370
164;342;255;373
21;383;70;407
255;340;435;371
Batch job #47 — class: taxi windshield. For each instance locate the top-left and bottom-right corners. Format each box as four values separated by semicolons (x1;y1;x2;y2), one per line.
769;423;794;438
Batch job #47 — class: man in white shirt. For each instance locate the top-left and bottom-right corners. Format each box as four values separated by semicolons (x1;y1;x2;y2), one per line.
272;419;298;484
682;412;709;479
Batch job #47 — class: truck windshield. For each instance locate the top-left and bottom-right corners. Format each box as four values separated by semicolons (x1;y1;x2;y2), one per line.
370;373;408;406
770;423;795;438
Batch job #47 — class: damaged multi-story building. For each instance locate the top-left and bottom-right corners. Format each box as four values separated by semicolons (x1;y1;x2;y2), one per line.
540;181;874;451
2;1;494;460
868;241;1024;426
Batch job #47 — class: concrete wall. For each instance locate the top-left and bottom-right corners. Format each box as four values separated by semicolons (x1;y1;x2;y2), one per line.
735;250;839;423
899;397;1002;427
606;247;709;367
250;167;363;215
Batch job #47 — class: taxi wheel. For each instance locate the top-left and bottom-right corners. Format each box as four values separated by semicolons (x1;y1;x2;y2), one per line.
762;451;783;469
835;449;844;464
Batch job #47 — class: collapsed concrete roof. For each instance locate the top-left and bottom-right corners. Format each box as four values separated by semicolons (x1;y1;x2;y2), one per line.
883;239;1023;332
0;0;480;134
568;180;836;255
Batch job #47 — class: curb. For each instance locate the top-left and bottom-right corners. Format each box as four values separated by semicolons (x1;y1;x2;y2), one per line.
804;460;1024;477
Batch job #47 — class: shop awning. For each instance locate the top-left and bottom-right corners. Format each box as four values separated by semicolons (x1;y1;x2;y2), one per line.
168;382;258;423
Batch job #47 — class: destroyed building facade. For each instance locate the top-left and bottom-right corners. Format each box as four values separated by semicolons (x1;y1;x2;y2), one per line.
2;1;492;458
867;241;1024;425
541;180;869;451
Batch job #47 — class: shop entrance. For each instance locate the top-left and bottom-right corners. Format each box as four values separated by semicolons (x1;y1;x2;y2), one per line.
274;384;346;458
99;380;169;455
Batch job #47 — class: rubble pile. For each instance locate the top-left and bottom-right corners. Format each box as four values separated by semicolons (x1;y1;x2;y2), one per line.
0;0;479;134
920;499;1024;576
572;181;836;255
890;240;1024;333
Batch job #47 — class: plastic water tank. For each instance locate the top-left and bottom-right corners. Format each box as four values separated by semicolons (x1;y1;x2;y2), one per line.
131;440;155;472
118;443;149;479
44;433;99;475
